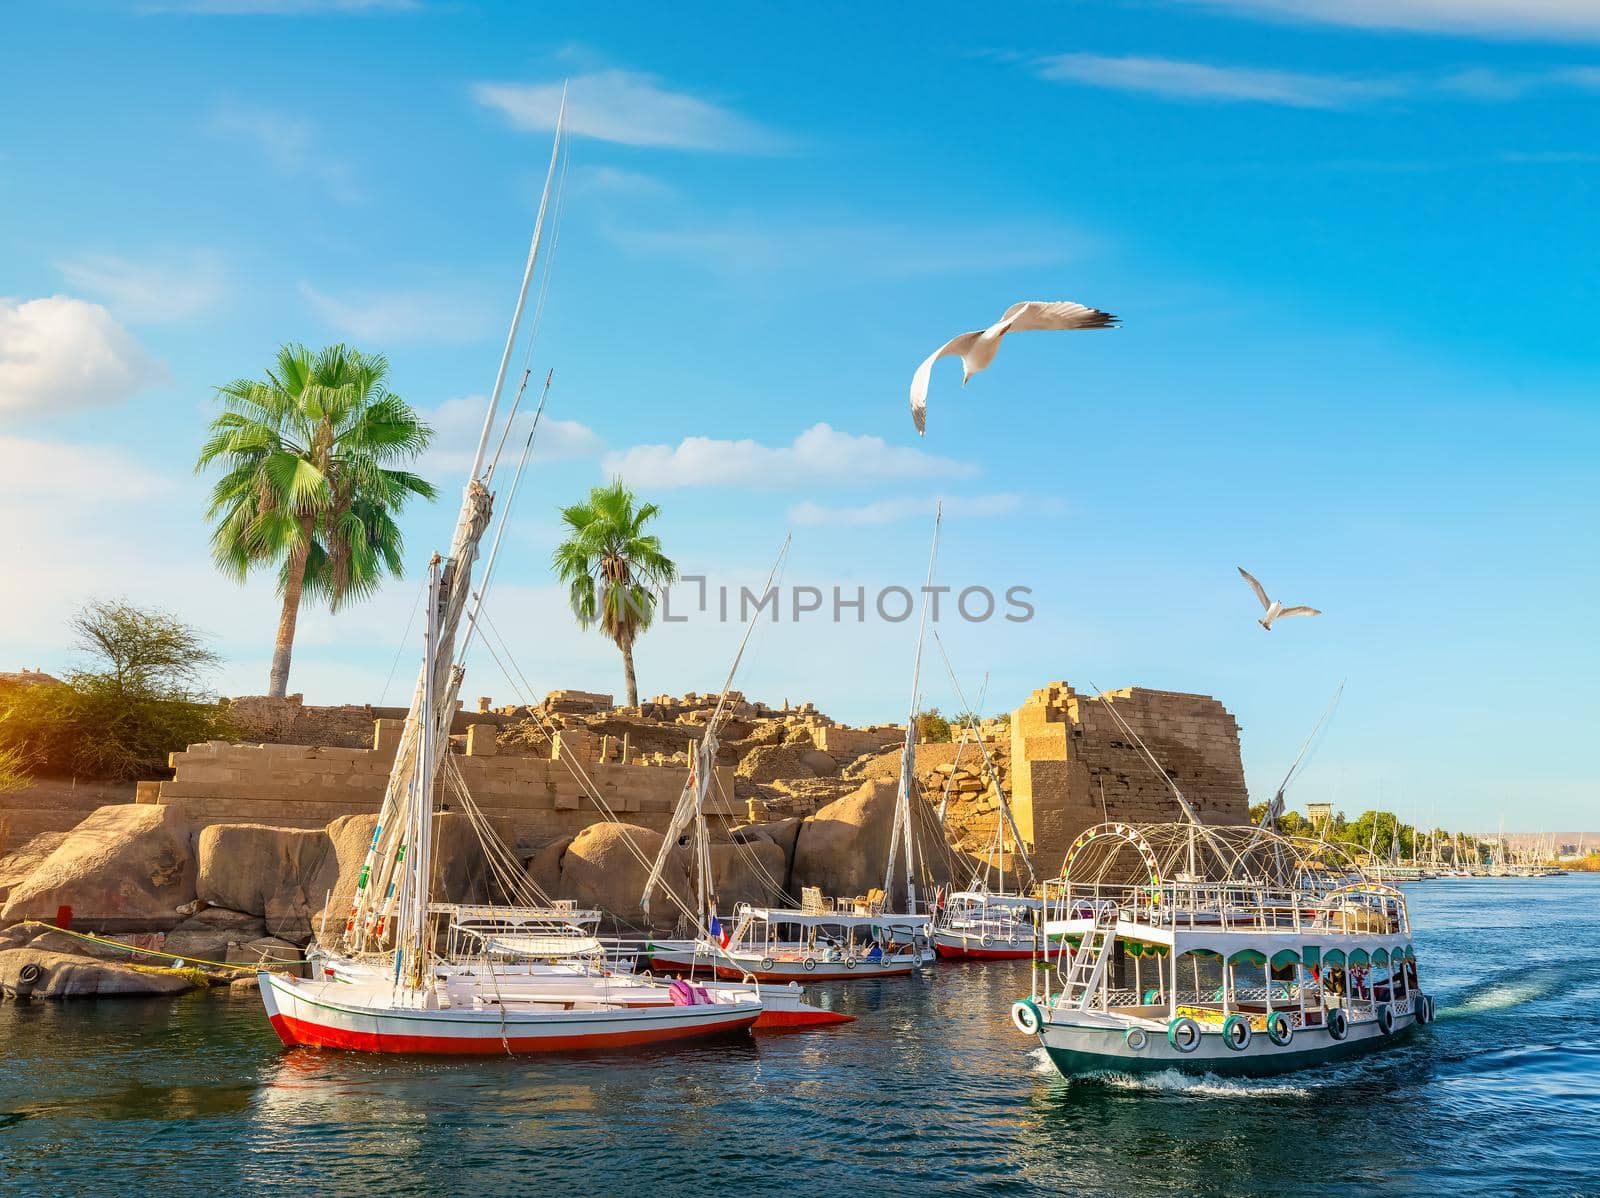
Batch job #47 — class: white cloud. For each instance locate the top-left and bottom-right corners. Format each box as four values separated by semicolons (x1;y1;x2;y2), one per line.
1034;53;1600;108
419;395;604;476
570;165;676;199
1187;0;1600;41
602;423;977;490
209;101;360;201
790;493;1032;527
473;70;787;152
605;221;1084;278
57;250;227;324
299;282;493;344
0;435;173;506
1036;53;1403;108
0;296;166;417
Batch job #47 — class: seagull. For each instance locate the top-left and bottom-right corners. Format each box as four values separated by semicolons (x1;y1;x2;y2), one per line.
1237;567;1322;631
908;300;1118;434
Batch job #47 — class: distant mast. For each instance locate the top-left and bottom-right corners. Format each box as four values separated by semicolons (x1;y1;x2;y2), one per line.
886;502;941;914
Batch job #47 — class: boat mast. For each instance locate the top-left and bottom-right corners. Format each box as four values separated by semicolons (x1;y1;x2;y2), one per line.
341;104;567;962
885;503;941;914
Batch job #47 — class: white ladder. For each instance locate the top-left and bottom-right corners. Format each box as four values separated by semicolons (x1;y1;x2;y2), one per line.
1060;902;1119;1010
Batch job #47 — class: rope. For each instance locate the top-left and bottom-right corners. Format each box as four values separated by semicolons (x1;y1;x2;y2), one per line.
16;920;288;975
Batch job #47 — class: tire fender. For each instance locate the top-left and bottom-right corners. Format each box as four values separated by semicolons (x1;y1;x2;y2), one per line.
1012;998;1043;1036
1168;1016;1202;1053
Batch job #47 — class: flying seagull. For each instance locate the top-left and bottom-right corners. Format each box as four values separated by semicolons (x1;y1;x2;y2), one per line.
1238;567;1322;631
908;300;1118;434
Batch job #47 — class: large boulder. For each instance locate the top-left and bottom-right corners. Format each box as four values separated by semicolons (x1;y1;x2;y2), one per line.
789;778;957;904
798;750;838;777
0;804;196;932
710;839;790;908
735;744;815;785
523;835;572;902
0;831;69;905
314;812;502;942
164;907;268;963
558;822;688;933
196;824;338;944
734;817;803;876
0;947;201;999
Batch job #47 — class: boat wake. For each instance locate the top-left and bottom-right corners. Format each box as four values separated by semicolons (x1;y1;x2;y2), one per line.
1028;1048;1315;1097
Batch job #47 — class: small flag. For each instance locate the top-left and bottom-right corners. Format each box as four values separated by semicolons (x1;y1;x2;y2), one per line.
709;909;729;949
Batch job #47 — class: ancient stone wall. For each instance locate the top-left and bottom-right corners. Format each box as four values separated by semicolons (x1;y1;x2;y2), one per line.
149;720;735;849
1009;682;1249;871
224;694;516;748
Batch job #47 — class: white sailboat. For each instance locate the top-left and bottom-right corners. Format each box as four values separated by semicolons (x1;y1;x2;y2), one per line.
260;106;762;1054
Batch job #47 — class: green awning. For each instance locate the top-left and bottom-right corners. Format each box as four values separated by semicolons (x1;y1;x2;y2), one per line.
1372;948;1390;966
1229;949;1266;966
1349;949;1370;966
1271;949;1301;968
1323;949;1346;967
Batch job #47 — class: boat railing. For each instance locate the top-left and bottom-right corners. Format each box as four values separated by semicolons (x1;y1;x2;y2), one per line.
1042;879;1409;935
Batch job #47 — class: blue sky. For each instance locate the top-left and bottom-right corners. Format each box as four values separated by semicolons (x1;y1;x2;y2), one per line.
1;0;1596;829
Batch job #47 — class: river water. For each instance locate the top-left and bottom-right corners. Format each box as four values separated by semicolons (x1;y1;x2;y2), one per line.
1;876;1595;1197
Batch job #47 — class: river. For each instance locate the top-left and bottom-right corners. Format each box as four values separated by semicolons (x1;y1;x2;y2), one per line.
1;875;1596;1196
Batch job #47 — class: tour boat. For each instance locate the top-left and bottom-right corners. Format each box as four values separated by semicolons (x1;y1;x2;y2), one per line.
260;105;767;1055
649;903;933;982
1013;820;1434;1077
931;890;1042;960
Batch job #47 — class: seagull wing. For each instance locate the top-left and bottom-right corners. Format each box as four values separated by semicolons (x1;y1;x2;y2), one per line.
909;330;983;435
1277;606;1322;618
997;300;1120;333
1237;566;1272;611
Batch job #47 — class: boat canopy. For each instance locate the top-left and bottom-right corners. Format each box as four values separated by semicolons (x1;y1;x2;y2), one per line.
1061;821;1370;894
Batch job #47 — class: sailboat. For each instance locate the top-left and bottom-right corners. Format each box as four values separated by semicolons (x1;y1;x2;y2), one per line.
926;656;1042;961
259;105;763;1054
647;510;949;981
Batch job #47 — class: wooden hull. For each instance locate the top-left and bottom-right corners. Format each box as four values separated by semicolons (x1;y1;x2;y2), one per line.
261;972;760;1055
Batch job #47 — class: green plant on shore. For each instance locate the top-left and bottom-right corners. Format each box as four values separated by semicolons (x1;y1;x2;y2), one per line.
0;601;234;782
916;707;953;744
196;344;436;699
552;480;677;709
0;742;28;794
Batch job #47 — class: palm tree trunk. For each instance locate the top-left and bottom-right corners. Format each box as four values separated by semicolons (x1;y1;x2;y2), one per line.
620;638;639;709
267;518;315;698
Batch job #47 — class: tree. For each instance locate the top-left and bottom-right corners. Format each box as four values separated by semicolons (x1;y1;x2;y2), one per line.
69;598;220;697
0;601;233;781
916;707;953;743
552;480;677;708
196;344;436;698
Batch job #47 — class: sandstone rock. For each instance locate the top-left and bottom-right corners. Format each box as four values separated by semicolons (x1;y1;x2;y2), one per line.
790;778;956;904
558;822;688;934
196;824;337;944
226;936;303;969
798;750;838;778
709;839;790;909
164;908;268;963
0;831;69;905
0;804;196;932
0;947;201;999
523;835;572;901
229;976;260;992
735;744;815;785
735;817;803;875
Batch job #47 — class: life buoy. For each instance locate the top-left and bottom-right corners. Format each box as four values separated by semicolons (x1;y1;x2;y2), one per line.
1222;1014;1252;1051
760;958;775;972
1327;1007;1349;1040
980;934;993;949
1377;1003;1394;1035
1124;1027;1148;1051
1266;1011;1293;1047
844;957;856;970
802;957;816;972
1168;1016;1201;1053
17;963;42;985
1012;998;1043;1035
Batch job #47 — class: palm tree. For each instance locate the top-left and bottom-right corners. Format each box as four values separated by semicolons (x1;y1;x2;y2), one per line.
552;480;678;708
196;344;437;698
